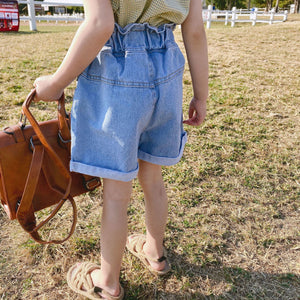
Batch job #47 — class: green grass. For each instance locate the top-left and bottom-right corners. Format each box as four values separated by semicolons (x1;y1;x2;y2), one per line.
0;18;299;299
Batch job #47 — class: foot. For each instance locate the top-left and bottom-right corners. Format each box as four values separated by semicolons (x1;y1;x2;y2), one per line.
90;266;120;298
67;262;124;300
140;240;167;272
126;234;171;275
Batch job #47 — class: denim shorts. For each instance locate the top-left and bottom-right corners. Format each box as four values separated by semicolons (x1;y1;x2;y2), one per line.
70;23;187;182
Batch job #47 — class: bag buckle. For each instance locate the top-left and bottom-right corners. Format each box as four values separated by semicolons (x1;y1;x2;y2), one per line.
58;131;71;144
19;114;27;129
84;178;101;191
29;136;41;151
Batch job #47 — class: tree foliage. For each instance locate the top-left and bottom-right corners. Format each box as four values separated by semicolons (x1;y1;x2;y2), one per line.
252;0;293;9
206;0;247;9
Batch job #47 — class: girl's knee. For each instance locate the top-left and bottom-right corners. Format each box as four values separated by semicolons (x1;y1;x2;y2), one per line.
138;160;163;183
103;179;132;204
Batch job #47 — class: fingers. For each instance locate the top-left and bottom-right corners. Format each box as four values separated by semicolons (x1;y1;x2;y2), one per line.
183;108;205;126
33;77;43;101
33;85;39;102
183;97;207;126
32;75;64;102
184;104;196;124
183;115;202;126
33;76;44;88
183;108;195;125
33;82;41;102
188;106;194;118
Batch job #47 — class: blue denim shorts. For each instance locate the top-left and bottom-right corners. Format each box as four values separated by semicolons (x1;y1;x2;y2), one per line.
70;23;187;182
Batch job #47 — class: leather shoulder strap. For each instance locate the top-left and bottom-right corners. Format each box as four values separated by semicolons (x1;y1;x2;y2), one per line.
22;89;71;198
16;141;44;232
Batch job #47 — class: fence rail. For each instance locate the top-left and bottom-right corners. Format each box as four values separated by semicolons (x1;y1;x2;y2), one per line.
204;6;288;28
20;13;84;23
18;1;288;31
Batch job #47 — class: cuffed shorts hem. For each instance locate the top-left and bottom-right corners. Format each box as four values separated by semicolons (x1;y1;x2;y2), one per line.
138;132;188;166
70;161;138;182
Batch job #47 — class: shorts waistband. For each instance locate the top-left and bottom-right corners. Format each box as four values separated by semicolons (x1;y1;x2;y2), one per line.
105;23;177;51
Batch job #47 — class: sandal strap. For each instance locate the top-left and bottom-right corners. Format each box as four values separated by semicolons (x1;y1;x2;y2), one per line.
131;234;167;263
127;234;171;275
157;255;167;263
67;262;124;300
73;262;99;292
94;285;124;300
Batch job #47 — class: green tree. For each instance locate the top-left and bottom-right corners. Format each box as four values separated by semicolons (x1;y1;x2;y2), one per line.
65;6;84;14
252;0;293;10
207;0;247;10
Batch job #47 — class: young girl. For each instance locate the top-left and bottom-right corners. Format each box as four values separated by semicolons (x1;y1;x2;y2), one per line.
34;0;208;299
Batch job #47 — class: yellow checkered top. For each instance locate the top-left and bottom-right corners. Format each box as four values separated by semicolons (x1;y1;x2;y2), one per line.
111;0;190;27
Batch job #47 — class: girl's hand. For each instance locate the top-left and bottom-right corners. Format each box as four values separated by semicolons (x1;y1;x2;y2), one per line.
33;75;64;102
183;97;207;126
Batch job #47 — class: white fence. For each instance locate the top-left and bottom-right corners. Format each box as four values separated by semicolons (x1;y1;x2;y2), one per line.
18;0;83;30
18;1;288;31
20;13;84;24
204;5;288;29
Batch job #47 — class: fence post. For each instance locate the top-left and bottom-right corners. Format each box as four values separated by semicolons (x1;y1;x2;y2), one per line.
27;0;37;31
207;5;213;29
225;11;229;25
252;8;258;26
231;7;236;27
269;8;275;24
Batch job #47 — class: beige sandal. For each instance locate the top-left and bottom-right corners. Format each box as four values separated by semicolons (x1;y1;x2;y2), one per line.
67;262;124;300
126;234;171;275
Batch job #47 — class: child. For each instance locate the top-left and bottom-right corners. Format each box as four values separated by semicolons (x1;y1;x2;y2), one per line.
34;0;208;299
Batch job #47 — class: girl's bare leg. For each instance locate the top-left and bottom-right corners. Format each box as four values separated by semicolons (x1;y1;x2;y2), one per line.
136;160;168;271
91;178;132;296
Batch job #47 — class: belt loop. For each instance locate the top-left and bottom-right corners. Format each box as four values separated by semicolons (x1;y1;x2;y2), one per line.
111;28;117;51
146;29;153;50
113;23;124;52
117;32;123;51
